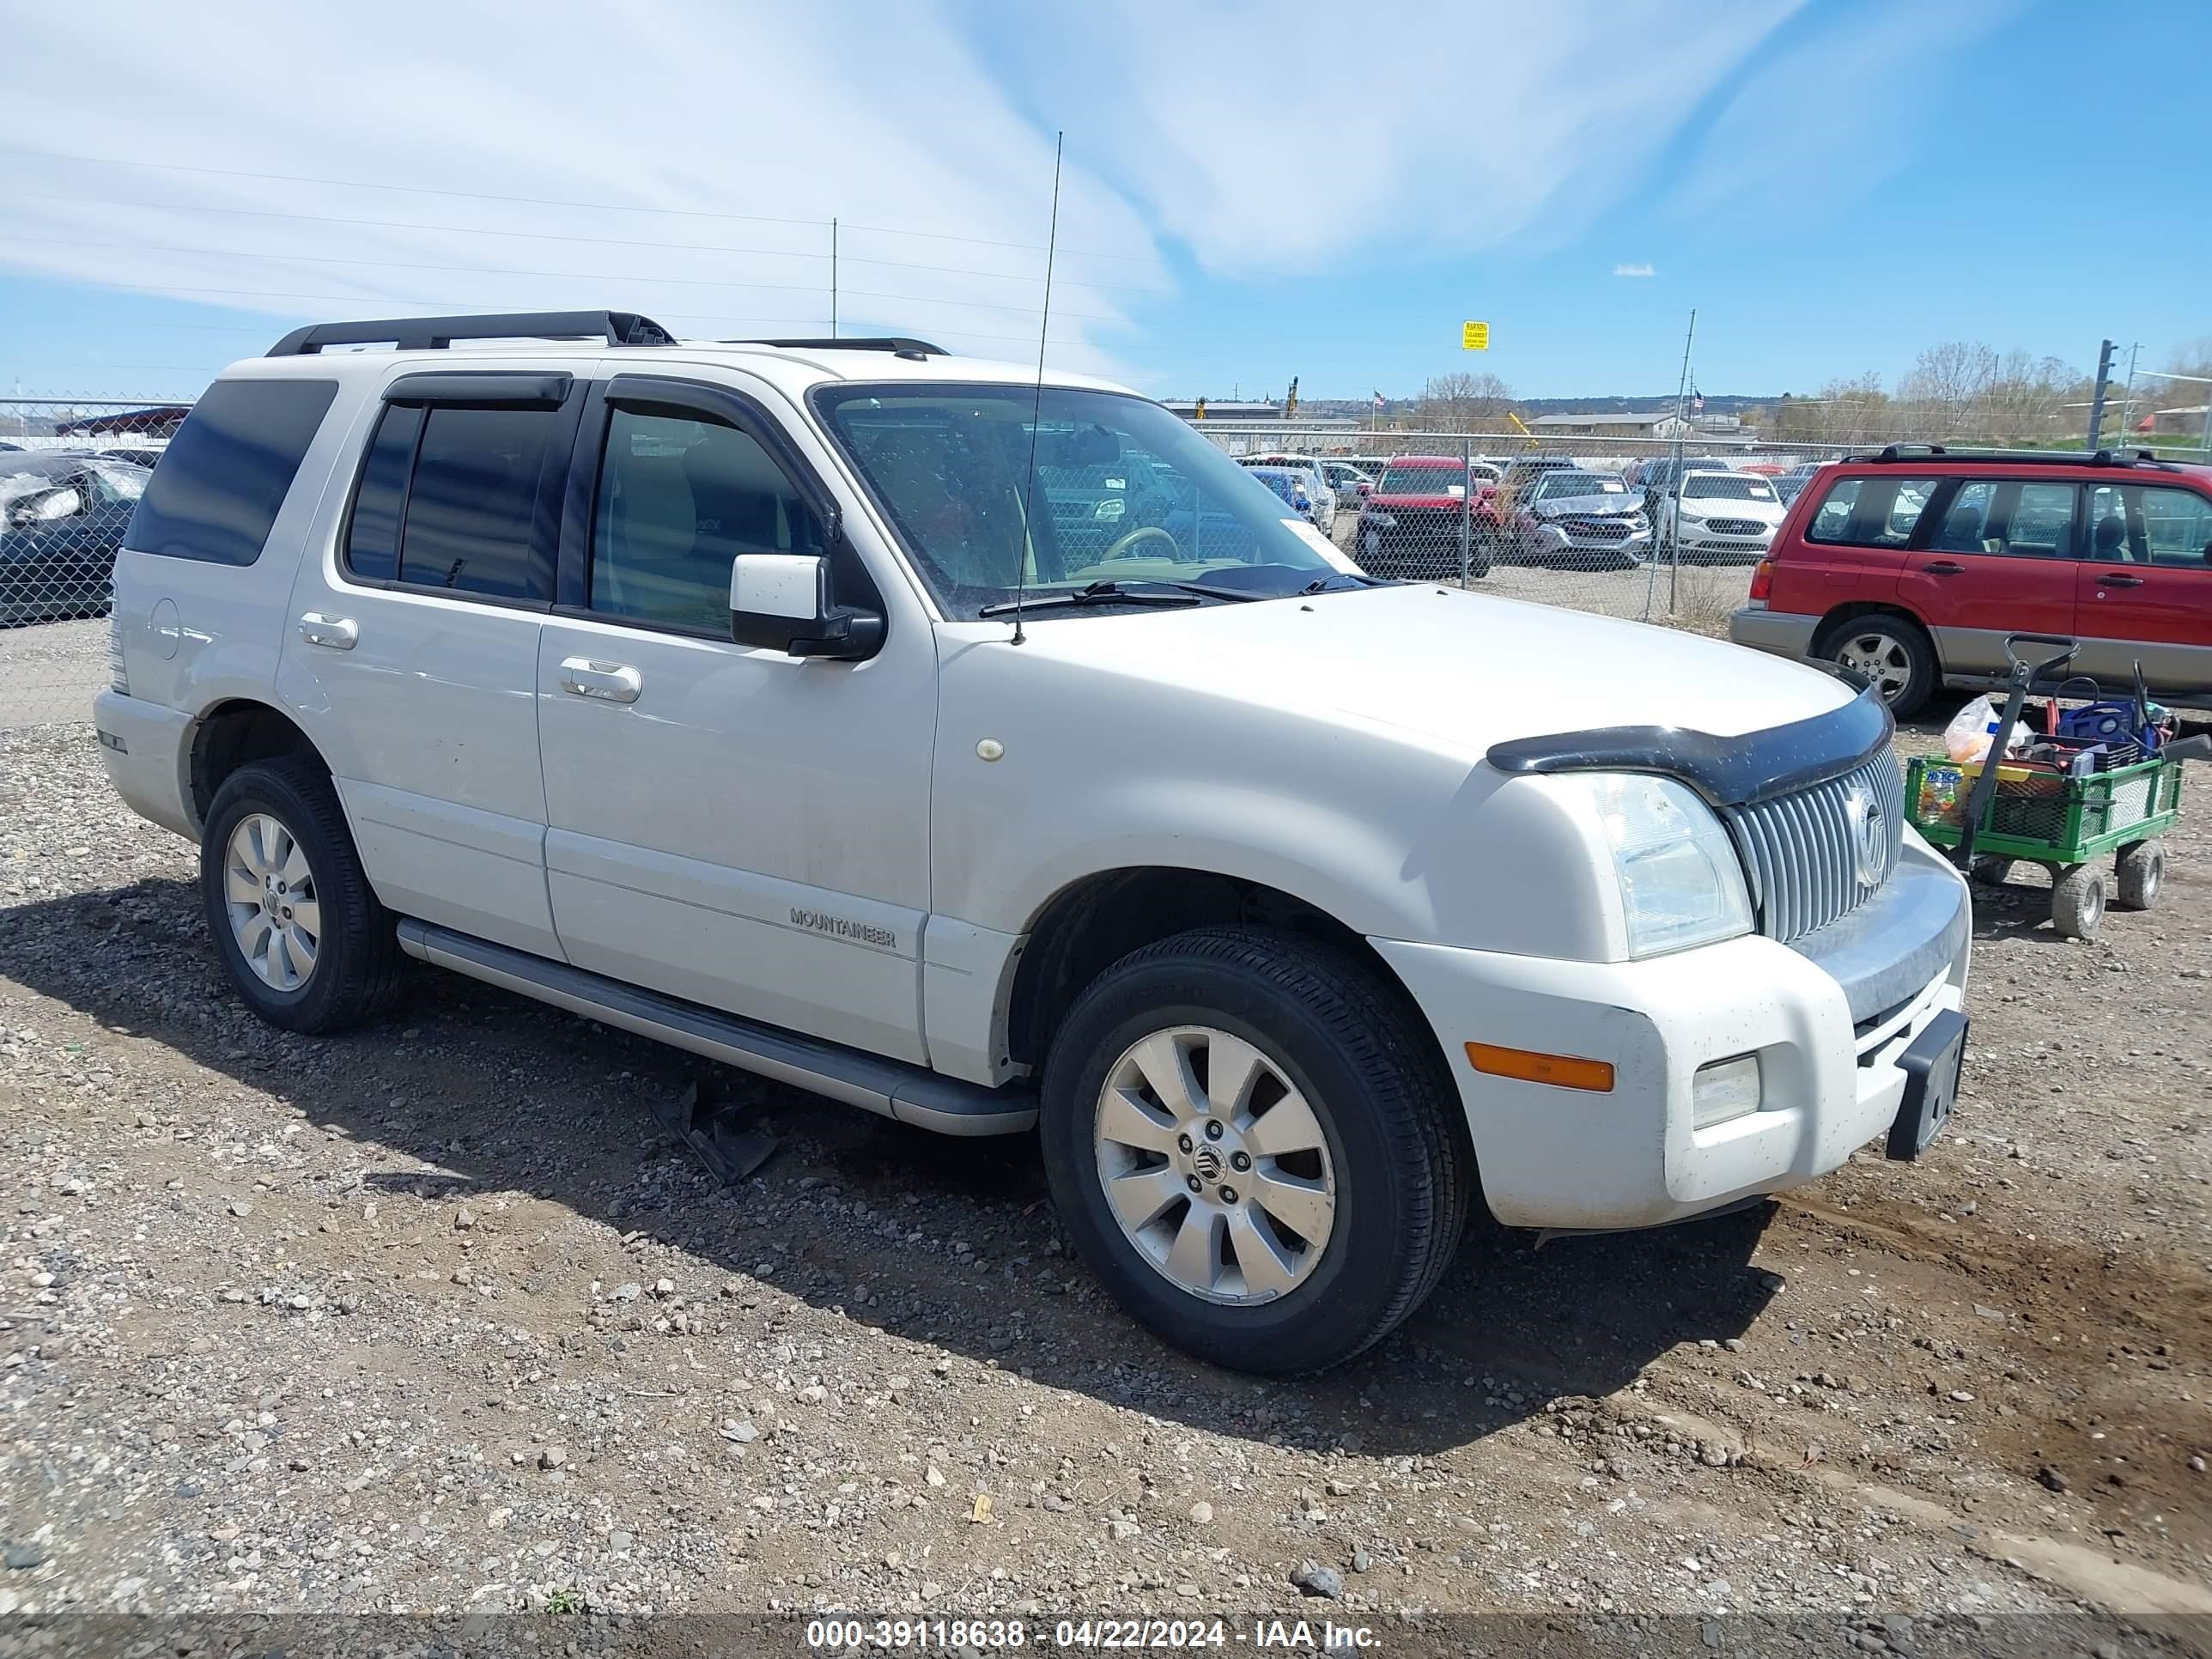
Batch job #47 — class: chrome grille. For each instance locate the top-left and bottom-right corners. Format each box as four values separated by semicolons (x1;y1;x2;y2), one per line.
1705;518;1767;536
1726;749;1905;943
1558;515;1631;541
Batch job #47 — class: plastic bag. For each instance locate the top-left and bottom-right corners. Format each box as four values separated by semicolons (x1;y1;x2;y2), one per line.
1943;695;2031;764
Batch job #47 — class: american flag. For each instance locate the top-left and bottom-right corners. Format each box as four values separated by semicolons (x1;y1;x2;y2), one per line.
1690;383;1705;416
1371;390;1386;410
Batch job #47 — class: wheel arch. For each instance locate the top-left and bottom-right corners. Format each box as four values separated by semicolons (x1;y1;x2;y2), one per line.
188;698;330;831
1004;866;1461;1130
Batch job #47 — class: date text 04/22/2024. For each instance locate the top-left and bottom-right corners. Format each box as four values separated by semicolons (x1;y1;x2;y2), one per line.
801;1618;1384;1650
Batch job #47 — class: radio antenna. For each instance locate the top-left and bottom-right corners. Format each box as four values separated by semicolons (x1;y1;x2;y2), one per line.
1011;130;1064;647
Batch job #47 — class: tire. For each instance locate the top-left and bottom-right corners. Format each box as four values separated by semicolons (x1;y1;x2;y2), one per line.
199;757;406;1034
2049;864;2106;939
2115;838;2164;910
1039;926;1470;1375
1813;613;1938;719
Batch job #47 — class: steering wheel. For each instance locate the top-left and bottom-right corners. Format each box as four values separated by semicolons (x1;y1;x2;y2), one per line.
1099;524;1179;561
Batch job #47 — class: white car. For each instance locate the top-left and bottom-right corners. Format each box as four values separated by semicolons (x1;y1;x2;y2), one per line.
1656;468;1788;562
1236;453;1337;534
95;308;1970;1376
1319;460;1375;508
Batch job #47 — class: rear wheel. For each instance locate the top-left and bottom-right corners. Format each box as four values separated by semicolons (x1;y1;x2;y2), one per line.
1040;927;1470;1375
200;757;406;1034
2116;838;2164;910
1814;613;1937;718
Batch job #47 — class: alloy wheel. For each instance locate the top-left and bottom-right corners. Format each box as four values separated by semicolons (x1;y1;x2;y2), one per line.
222;812;321;991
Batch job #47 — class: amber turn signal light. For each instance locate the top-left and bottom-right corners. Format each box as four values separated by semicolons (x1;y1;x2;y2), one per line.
1465;1042;1615;1093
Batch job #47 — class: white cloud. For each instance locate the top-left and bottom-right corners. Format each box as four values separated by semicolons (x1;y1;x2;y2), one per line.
0;2;1165;376
0;0;1830;381
962;0;1802;272
1614;264;1656;278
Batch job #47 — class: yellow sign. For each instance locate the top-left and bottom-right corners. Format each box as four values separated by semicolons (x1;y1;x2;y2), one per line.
1462;321;1490;350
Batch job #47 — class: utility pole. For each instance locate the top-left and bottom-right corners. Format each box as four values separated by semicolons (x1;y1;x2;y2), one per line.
830;218;838;339
2084;338;2115;452
1662;309;1697;618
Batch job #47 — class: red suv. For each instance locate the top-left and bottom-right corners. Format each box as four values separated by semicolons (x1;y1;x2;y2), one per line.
1353;455;1500;580
1730;446;2212;717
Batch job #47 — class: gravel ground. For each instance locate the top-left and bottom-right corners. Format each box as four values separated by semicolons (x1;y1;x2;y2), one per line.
1;626;2209;1651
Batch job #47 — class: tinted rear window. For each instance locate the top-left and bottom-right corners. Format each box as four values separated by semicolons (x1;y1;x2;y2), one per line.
395;405;562;599
125;379;337;564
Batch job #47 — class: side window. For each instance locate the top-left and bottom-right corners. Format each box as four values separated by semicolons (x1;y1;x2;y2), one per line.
125;378;338;565
342;404;423;583
1929;482;1995;552
2137;486;2212;568
397;406;563;599
1998;482;2076;559
590;408;826;631
1803;476;1940;547
2085;484;2135;563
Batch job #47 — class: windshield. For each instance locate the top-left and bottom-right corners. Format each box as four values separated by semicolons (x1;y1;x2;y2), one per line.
815;385;1349;619
1376;465;1468;495
1685;474;1776;501
1537;472;1626;499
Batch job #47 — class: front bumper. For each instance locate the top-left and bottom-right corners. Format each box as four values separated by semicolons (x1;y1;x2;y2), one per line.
1534;521;1652;559
1728;604;1820;659
1372;852;1970;1231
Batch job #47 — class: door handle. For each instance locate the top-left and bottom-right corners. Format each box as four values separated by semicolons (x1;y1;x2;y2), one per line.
557;656;642;704
1923;561;1966;577
2098;573;2145;588
298;613;358;649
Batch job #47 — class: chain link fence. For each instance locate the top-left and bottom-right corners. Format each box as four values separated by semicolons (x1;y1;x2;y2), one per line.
1194;423;1848;629
3;396;1863;730
2;399;187;730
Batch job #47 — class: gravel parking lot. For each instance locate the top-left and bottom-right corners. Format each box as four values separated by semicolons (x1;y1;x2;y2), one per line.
1;621;2208;1652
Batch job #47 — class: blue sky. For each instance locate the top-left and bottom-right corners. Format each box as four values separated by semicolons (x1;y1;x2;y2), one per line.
4;0;2208;406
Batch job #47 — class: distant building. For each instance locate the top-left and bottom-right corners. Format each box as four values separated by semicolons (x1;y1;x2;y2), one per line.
2151;404;2209;436
1164;399;1364;454
1527;410;1744;439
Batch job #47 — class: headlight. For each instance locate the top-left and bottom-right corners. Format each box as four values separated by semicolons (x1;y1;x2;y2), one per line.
1365;513;1397;528
1552;774;1753;957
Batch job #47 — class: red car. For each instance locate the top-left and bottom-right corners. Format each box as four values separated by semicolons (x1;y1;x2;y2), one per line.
1730;446;2212;717
1352;455;1501;580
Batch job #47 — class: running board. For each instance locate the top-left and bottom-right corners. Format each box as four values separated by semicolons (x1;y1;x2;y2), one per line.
394;920;1037;1137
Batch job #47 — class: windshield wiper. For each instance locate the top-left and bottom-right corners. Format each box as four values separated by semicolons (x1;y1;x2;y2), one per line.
975;580;1202;618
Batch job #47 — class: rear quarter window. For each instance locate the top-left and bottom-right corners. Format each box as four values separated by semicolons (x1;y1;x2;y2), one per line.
1802;475;1939;548
125;379;338;564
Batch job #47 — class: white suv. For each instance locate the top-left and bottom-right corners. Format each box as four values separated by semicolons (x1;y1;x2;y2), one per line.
95;310;1971;1374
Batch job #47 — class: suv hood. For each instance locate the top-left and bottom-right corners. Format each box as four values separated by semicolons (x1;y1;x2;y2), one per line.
1532;491;1641;518
972;582;1852;750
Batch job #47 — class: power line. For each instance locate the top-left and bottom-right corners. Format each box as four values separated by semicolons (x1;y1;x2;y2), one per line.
0;144;1164;266
0;234;1134;319
8;194;1168;296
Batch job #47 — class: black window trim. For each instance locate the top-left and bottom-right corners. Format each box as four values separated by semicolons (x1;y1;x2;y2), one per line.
334;372;580;611
553;374;871;642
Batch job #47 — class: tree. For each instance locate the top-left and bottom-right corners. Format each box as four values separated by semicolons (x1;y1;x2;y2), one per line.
1413;371;1515;427
1897;341;1998;436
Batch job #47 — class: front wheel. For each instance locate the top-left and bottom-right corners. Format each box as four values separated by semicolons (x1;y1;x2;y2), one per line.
2049;864;2106;939
1040;927;1470;1374
2116;838;2163;910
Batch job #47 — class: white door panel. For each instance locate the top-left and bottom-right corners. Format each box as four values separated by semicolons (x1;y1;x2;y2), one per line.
536;617;935;1059
281;582;559;957
545;829;922;1061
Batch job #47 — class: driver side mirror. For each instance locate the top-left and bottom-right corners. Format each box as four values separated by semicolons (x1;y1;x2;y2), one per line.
9;485;85;527
731;553;884;661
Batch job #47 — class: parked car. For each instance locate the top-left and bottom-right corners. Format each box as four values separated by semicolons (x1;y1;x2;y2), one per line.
1243;465;1322;526
1;452;150;624
1319;460;1375;508
99;446;167;471
1495;469;1653;568
1236;453;1335;534
96;309;1972;1376
1771;462;1827;505
1655;469;1787;564
1354;455;1500;580
1731;445;2212;716
1629;454;1738;520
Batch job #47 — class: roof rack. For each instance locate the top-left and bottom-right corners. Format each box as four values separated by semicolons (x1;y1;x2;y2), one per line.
720;336;945;359
1848;442;2170;469
267;310;676;356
